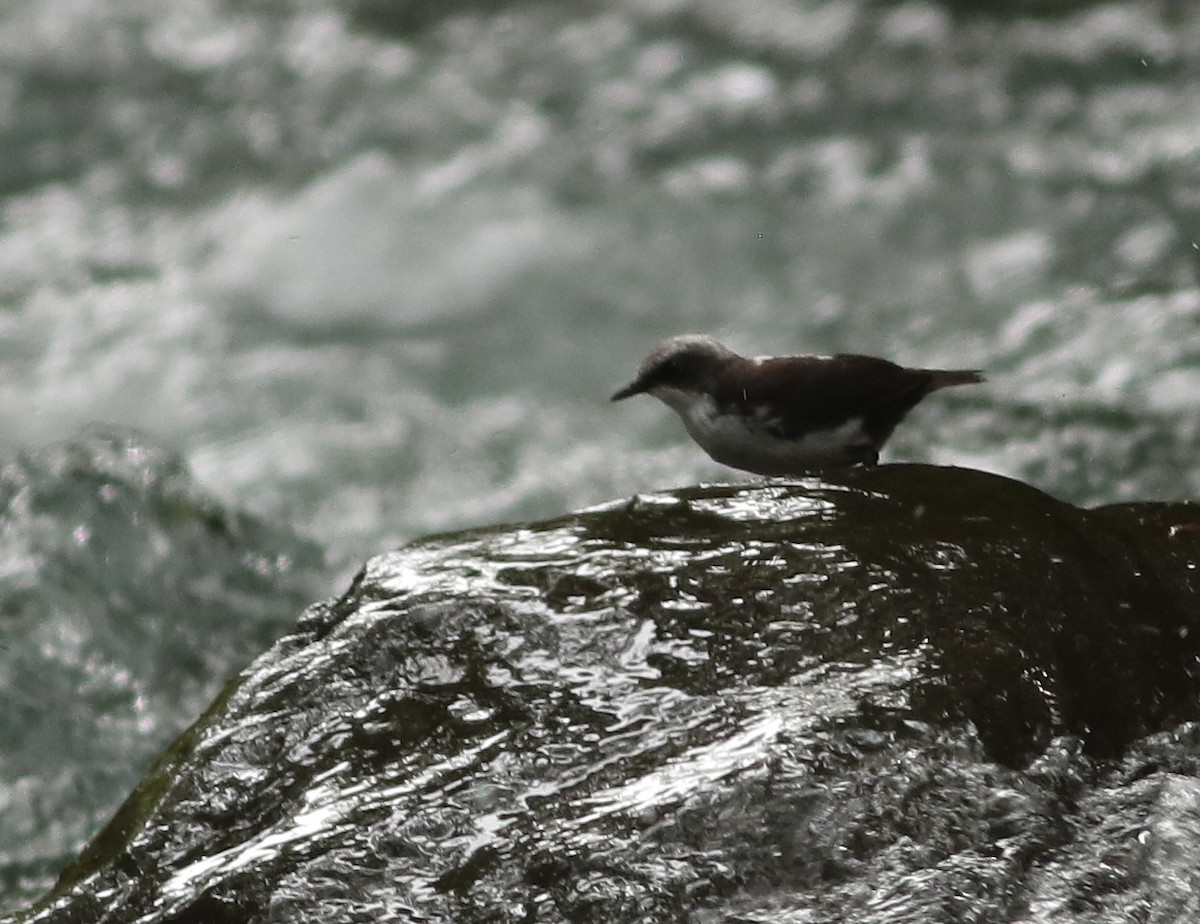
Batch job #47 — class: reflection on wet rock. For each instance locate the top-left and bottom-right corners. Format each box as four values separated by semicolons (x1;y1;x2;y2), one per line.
23;466;1200;923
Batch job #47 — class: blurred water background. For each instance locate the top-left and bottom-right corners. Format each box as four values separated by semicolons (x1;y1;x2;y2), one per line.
1;0;1199;912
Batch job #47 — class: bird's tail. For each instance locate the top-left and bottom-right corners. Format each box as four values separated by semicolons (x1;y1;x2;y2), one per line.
925;369;985;391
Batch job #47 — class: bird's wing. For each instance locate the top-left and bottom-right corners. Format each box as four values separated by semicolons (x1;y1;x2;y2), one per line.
716;354;934;440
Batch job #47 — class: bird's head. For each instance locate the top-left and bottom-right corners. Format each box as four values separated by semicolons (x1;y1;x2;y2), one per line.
611;335;738;407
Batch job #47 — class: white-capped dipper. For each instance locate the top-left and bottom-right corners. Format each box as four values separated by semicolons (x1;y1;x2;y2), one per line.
611;334;983;474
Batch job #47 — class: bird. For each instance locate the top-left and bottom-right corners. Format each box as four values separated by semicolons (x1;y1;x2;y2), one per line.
611;334;983;475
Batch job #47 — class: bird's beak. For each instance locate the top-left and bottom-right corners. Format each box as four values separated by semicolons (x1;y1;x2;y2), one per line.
610;378;647;401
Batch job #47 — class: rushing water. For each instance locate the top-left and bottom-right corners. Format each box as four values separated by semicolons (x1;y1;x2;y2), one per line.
2;0;1198;564
1;0;1199;913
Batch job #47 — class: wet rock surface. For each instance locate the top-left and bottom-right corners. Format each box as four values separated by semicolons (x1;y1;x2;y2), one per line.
17;466;1200;923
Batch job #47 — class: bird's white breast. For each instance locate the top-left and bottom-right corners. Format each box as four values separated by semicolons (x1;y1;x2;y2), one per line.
659;388;872;475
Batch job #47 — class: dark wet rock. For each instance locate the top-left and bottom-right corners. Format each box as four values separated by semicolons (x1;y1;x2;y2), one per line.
14;465;1200;923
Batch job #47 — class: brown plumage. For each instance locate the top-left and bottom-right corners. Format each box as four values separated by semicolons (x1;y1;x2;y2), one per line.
611;334;983;474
